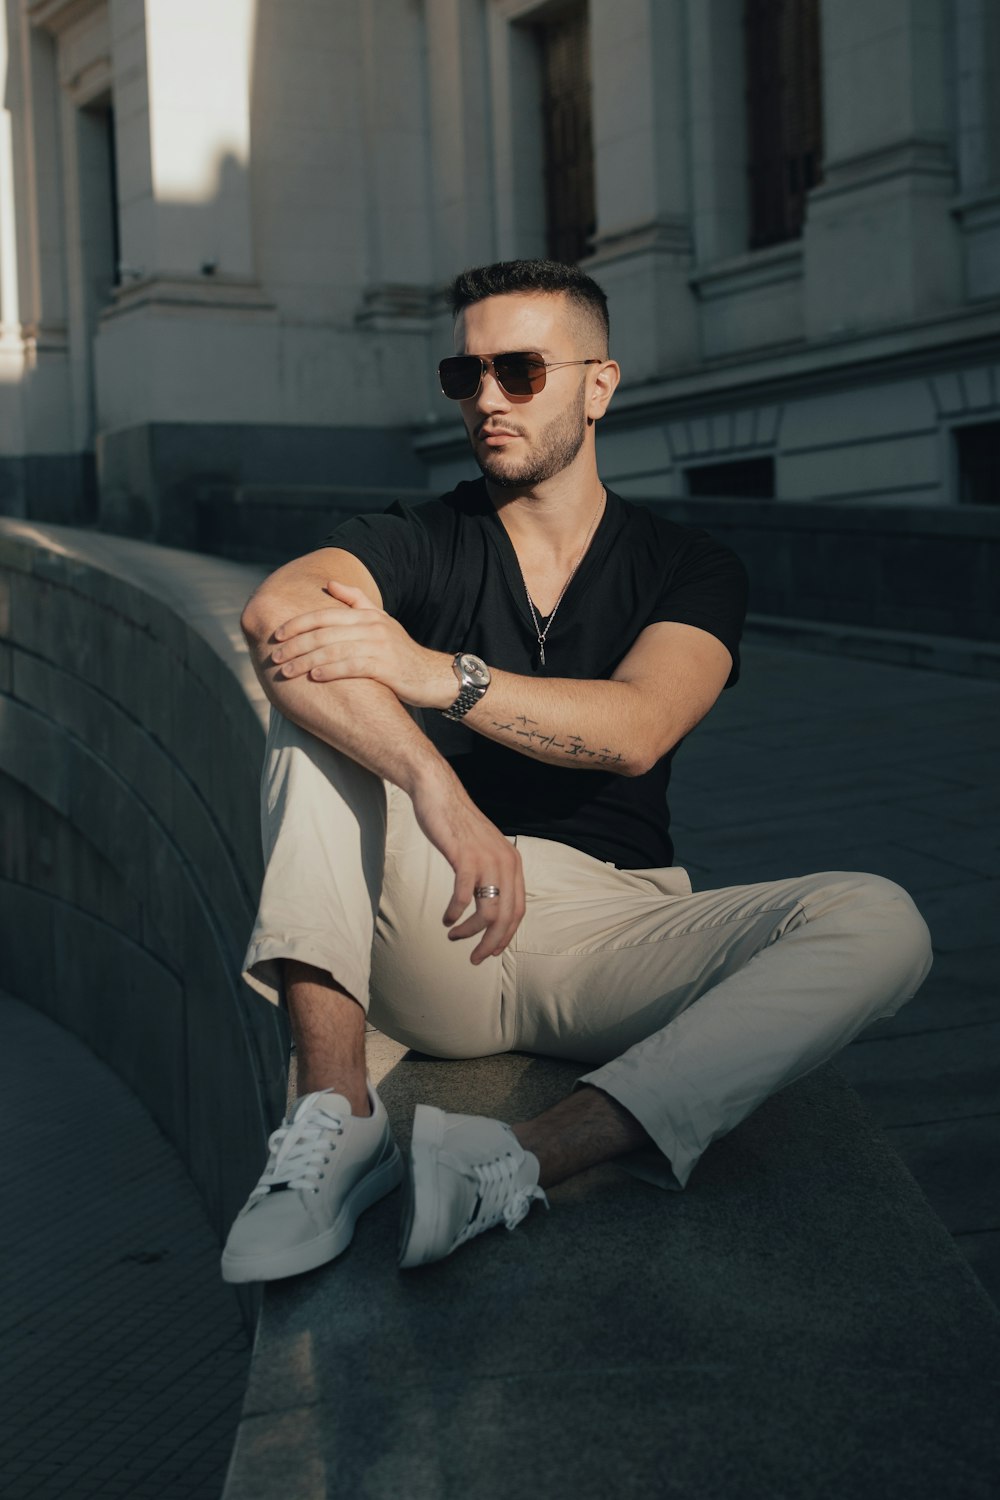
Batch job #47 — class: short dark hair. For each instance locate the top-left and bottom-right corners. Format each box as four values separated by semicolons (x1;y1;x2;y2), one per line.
449;259;610;355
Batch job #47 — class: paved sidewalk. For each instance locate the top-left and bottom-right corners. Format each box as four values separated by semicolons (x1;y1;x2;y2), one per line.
0;993;249;1500
671;634;1000;1303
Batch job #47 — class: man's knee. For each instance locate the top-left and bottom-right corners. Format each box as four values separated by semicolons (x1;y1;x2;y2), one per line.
841;871;933;1010
368;946;509;1061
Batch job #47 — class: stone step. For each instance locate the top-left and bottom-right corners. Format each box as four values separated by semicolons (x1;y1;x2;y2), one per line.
224;1046;1000;1500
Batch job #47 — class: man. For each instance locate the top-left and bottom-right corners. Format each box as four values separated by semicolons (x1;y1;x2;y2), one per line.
222;259;931;1283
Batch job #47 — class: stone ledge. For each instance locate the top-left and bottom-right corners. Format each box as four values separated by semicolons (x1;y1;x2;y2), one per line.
225;1048;1000;1500
0;518;286;1321
745;612;1000;680
648;496;1000;650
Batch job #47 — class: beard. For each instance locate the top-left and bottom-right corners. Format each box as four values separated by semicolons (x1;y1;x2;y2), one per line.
471;386;588;488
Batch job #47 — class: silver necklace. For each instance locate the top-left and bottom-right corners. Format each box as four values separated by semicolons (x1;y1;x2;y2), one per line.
512;489;605;667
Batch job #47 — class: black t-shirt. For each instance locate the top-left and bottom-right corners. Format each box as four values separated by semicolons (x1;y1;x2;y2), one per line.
324;479;747;869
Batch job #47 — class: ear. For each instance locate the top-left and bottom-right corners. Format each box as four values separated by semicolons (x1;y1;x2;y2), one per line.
587;359;621;424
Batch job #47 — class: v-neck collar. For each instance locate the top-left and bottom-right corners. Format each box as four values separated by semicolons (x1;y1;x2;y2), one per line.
482;481;625;649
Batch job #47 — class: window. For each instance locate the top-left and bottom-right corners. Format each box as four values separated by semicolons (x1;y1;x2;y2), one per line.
685;456;776;499
744;0;823;249
104;104;122;288
955;421;1000;506
535;3;595;264
80;95;121;294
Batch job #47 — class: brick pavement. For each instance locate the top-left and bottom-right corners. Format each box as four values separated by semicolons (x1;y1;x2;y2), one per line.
0;993;249;1499
671;635;1000;1304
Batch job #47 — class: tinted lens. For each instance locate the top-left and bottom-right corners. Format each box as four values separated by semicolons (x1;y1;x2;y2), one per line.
439;356;483;399
438;353;548;400
492;354;547;396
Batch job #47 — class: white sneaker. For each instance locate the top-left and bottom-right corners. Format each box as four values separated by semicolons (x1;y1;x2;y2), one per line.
221;1085;402;1283
398;1105;549;1269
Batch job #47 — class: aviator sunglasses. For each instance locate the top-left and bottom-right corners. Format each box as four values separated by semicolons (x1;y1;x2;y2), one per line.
438;352;601;401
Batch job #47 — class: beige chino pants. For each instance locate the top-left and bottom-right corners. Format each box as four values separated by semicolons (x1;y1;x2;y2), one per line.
244;710;933;1188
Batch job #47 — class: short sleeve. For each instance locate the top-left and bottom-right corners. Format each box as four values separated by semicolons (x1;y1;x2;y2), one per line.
320;502;434;626
647;528;748;685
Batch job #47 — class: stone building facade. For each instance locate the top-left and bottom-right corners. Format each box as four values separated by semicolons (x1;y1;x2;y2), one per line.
1;0;998;544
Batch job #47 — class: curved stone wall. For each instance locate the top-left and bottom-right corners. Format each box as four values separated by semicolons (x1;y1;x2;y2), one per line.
0;519;287;1275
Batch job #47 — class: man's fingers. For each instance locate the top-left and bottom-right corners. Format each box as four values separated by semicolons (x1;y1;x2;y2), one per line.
470;890;523;963
273;639;372;678
420;802;525;964
444;869;507;931
447;895;497;942
446;912;486;941
273;620;375;659
270;617;396;682
445;869;524;963
326;579;376;609
443;876;475;927
470;924;505;964
449;900;506;965
273;607;350;641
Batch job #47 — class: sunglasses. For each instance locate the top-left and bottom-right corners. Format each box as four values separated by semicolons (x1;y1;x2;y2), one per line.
438;352;601;401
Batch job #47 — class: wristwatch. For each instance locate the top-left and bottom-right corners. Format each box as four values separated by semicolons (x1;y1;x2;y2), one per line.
442;652;492;721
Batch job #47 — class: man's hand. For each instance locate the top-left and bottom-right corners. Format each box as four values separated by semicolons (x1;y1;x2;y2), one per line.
243;552;526;962
409;770;525;964
270;581;455;709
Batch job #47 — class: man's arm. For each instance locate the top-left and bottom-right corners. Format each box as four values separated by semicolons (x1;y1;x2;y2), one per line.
461;621;733;774
241;549;524;963
270;579;735;776
244;549;442;789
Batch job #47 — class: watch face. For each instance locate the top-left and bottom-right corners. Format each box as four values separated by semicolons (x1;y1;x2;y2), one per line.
459;653;490;687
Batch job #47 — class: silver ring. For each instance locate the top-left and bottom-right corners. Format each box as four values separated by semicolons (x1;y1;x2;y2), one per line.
474;885;501;900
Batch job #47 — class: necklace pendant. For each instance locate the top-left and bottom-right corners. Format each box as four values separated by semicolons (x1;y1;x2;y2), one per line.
516;487;605;676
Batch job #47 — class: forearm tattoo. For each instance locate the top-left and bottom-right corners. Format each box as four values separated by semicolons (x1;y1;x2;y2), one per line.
489;715;625;768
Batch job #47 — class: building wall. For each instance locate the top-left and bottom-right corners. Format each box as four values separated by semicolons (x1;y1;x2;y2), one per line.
0;0;998;538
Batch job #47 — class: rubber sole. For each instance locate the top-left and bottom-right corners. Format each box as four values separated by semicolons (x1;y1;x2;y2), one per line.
221;1142;404;1283
398;1104;447;1270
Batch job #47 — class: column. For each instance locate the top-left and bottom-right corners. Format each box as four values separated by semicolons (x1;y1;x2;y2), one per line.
803;0;962;336
0;4;23;353
425;0;496;280
0;1;26;472
953;0;1000;300
587;0;697;378
357;0;434;319
686;0;748;266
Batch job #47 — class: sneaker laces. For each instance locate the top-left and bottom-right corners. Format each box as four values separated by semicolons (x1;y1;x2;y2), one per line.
454;1150;549;1248
250;1097;345;1200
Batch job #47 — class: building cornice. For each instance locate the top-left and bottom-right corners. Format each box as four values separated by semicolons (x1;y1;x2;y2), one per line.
620;301;1000;410
811;136;956;204
98;275;277;324
953;187;1000;230
689;241;803;302
354;282;450;330
588;217;693;264
413;300;1000;459
26;0;105;36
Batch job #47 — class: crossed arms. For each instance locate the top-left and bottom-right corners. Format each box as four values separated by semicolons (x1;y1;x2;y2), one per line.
241;546;732;962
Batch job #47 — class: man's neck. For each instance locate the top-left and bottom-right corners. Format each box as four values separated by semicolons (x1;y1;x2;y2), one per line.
488;464;606;560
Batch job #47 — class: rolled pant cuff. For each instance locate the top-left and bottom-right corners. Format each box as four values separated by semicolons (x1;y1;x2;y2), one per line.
242;935;370;1015
576;1064;699;1191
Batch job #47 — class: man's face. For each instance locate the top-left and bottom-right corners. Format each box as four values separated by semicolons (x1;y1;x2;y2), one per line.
453;292;596;489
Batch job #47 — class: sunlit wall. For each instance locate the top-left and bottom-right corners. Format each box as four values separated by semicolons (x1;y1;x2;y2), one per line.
1;0;999;539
